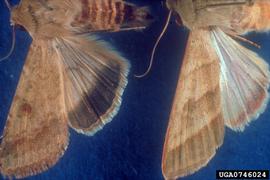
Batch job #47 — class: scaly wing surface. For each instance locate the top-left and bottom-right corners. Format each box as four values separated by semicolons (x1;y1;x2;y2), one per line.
211;28;270;130
162;30;224;179
0;41;68;178
54;36;129;135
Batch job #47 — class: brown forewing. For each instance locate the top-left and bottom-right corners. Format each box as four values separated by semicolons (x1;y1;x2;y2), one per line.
162;30;224;179
0;41;68;178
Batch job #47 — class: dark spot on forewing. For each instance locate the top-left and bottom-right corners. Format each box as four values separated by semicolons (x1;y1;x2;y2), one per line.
20;103;32;116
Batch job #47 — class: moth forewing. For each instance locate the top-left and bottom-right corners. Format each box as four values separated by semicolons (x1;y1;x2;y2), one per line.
162;0;270;179
0;41;68;178
162;30;224;179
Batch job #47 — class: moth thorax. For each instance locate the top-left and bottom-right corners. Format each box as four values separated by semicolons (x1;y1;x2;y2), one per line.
10;4;37;37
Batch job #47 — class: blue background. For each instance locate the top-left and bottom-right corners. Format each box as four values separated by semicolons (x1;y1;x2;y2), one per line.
0;0;269;180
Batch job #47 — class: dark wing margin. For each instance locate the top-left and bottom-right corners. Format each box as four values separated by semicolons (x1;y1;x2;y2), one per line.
54;35;129;135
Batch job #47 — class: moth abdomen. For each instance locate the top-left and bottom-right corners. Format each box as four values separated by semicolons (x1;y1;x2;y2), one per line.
238;0;270;33
72;0;152;32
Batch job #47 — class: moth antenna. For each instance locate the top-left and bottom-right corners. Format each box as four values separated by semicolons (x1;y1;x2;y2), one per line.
134;10;172;78
0;25;16;62
227;32;261;48
4;0;11;11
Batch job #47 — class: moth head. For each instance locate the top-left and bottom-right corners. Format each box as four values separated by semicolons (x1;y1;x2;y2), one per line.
10;4;25;27
166;0;176;11
10;0;38;36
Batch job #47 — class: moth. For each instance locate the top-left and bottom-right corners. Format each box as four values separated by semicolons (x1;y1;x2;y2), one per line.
0;0;151;178
161;0;270;179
